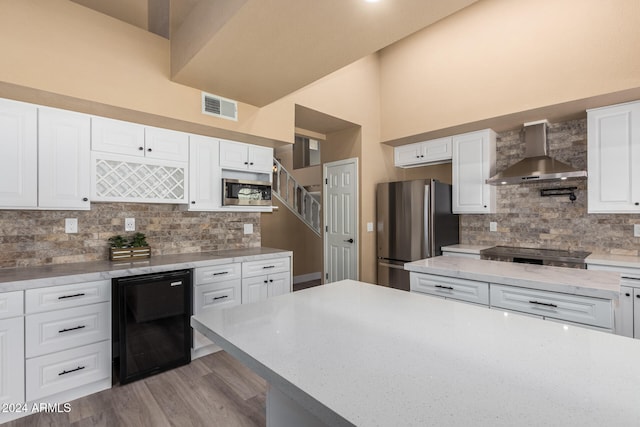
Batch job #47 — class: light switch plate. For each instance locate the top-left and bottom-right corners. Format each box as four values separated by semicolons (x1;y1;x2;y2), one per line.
65;218;78;234
634;224;640;237
366;222;374;232
244;223;253;235
489;221;497;232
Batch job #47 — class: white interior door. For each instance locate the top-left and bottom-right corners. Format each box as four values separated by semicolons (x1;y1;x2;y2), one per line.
323;158;358;283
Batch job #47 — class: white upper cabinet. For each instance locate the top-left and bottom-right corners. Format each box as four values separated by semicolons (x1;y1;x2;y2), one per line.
38;108;91;210
219;140;273;173
452;129;496;214
587;100;640;213
0;98;37;208
188;134;221;210
92;117;188;162
394;137;452;168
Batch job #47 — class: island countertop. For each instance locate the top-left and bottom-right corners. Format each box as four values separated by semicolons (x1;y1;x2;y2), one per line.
404;256;621;299
191;280;640;426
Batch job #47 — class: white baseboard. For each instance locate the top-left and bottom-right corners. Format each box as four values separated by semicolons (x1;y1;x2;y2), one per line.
293;272;322;284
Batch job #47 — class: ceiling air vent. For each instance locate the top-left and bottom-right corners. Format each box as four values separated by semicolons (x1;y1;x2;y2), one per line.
202;92;238;121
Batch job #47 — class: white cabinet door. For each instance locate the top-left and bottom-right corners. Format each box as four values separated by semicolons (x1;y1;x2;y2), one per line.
0;316;24;406
91;116;145;157
410;273;489;305
0;98;37;208
634;288;640;339
587;101;640;213
248;145;274;173
219;140;249;170
38;108;91;210
452;129;496;214
423;137;452;163
144;126;189;162
188;135;221;210
267;272;291;298
394;142;423;166
242;276;269;304
219;140;273;173
618;286;634;338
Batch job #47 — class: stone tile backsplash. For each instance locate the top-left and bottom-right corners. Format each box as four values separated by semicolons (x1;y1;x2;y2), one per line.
460;118;640;256
0;203;260;268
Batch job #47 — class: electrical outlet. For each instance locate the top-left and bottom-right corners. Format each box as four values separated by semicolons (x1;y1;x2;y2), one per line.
65;218;78;234
489;221;497;232
125;218;135;232
634;224;640;237
244;223;253;235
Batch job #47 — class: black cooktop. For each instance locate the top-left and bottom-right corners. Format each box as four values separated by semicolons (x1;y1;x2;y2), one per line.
480;246;591;263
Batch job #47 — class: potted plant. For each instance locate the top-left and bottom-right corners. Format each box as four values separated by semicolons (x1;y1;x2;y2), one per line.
129;232;148;248
108;235;127;248
108;233;151;261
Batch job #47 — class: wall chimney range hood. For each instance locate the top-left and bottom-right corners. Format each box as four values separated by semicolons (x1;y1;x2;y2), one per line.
486;120;587;185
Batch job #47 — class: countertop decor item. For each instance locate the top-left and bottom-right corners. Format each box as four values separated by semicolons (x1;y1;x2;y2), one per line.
108;233;151;261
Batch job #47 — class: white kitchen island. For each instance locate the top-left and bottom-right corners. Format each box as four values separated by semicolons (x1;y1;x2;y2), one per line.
191;280;640;426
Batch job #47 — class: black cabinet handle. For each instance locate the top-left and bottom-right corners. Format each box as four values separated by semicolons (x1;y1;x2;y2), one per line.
138;146;144;151
262;265;275;269
191;201;196;204
59;366;85;376
416;155;420;158
249;162;254;165
147;148;152;152
213;295;228;300
244;162;249;165
420;155;424;158
82;197;88;202
625;292;631;297
635;202;639;206
636;294;640;299
212;271;228;276
58;293;85;300
529;300;558;308
435;284;454;290
263;280;268;284
59;325;86;334
269;279;273;283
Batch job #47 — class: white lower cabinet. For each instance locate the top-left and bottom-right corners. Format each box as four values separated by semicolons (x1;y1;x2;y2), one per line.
193;263;242;356
241;257;292;305
0;316;24;407
26;340;110;402
618;281;640;339
242;272;290;304
490;284;612;330
24;281;111;405
410;273;489;306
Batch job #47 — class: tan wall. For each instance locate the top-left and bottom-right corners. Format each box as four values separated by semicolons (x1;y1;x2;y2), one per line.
379;0;640;142
261;198;323;277
0;0;293;144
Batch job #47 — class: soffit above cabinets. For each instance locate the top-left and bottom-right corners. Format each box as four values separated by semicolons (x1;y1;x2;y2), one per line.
71;0;478;107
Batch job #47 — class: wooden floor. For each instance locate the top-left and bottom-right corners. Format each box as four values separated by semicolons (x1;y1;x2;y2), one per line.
5;351;266;427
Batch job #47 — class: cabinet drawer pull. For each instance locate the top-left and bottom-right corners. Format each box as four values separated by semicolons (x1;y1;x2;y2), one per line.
529;300;558;308
435;284;454;290
212;271;229;276
59;366;85;376
58;293;85;300
213;295;228;301
262;265;275;269
58;325;86;334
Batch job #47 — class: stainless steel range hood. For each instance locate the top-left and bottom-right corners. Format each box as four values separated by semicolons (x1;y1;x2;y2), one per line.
486;121;587;185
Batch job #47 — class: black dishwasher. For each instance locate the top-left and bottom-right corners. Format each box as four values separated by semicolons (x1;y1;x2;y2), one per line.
112;269;192;384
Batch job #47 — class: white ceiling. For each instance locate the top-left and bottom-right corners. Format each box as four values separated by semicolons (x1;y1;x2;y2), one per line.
71;0;478;107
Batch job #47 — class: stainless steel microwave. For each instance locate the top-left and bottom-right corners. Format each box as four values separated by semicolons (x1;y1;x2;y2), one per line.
222;178;272;206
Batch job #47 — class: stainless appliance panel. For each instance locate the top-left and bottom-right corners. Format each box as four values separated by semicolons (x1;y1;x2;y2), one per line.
223;178;272;206
377;260;410;292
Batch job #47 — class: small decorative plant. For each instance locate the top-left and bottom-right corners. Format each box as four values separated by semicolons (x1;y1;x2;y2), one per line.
129;232;149;248
108;235;128;248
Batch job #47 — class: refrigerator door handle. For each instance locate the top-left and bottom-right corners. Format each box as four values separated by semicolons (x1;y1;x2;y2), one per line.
378;262;406;270
424;185;430;258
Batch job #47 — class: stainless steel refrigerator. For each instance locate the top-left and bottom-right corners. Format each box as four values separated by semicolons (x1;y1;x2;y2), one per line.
377;179;459;291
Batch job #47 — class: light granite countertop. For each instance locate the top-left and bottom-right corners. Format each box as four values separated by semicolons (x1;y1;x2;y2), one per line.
0;247;292;292
586;253;640;279
440;244;493;254
404;256;620;299
192;280;640;426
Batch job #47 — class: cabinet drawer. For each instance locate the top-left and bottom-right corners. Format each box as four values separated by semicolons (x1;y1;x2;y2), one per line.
490;284;613;329
25;302;110;358
25;280;110;313
195;280;241;313
26;340;110;402
195;263;241;285
0;291;23;319
410;273;489;305
242;257;290;278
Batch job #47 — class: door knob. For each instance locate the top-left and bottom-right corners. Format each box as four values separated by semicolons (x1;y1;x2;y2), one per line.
344;238;354;243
